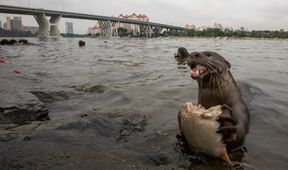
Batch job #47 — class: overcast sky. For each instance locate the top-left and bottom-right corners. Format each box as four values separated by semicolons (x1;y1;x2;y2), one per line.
1;0;288;33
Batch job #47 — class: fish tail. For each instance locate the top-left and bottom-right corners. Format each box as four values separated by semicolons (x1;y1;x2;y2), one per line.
220;148;233;166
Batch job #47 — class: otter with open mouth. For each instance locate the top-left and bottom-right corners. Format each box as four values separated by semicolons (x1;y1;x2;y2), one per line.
185;50;250;150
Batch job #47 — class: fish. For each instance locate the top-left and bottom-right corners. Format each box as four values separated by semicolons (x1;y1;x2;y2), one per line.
178;102;232;165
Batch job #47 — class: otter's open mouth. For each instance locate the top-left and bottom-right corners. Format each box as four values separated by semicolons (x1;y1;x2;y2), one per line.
190;64;206;79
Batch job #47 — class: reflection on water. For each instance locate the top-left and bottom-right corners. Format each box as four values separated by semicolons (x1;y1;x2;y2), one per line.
0;37;288;169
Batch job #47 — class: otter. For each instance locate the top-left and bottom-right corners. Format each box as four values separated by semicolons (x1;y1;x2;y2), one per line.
78;40;85;47
0;39;34;45
0;39;9;45
8;39;17;45
174;47;190;63
18;39;29;44
186;50;250;150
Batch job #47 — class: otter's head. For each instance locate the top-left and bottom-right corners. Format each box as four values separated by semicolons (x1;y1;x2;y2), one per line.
187;51;231;80
174;47;190;63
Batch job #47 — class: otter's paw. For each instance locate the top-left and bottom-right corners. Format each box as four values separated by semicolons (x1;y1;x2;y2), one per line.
216;105;237;146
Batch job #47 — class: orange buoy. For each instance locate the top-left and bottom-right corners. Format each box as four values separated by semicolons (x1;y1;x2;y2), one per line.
13;69;21;74
0;58;5;64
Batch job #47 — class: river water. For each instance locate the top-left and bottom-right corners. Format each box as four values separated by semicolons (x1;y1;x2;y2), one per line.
0;37;287;170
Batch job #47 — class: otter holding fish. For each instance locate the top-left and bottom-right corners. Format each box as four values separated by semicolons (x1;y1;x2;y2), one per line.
177;49;250;156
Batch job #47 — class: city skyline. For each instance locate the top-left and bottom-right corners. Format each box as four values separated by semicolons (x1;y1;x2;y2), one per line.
0;0;288;33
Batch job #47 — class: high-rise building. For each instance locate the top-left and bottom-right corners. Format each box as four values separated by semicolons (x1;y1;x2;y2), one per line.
65;22;73;34
11;17;22;31
4;16;12;30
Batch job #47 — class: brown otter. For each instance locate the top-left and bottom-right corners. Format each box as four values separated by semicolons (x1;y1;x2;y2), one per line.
18;39;29;44
0;39;9;45
78;40;85;47
9;39;17;45
174;47;190;63
186;50;250;150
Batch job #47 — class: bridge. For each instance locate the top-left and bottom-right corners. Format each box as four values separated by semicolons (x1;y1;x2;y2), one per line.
0;5;186;37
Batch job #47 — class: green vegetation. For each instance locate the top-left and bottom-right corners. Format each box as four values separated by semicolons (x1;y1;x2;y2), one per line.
117;27;129;37
60;33;89;37
0;28;37;37
179;28;288;38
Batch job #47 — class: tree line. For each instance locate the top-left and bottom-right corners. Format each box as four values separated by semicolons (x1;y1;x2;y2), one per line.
1;27;288;38
181;28;288;38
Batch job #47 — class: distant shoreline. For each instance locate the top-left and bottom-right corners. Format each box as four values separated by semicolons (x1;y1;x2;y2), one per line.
2;26;288;39
1;36;288;40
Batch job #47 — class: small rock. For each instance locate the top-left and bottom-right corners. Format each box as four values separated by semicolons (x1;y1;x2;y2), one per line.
23;136;31;141
147;152;171;166
0;132;18;142
80;113;88;118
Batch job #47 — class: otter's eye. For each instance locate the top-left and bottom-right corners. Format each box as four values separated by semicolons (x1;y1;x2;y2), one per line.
194;53;200;57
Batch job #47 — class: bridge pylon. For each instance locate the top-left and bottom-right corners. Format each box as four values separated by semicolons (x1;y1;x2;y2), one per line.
49;15;62;36
98;20;118;37
140;25;153;37
34;13;50;37
34;13;62;37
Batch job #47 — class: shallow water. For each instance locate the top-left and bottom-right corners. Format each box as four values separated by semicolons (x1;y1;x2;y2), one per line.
0;37;288;169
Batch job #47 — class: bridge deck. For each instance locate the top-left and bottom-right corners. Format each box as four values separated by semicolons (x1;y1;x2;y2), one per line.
0;5;185;30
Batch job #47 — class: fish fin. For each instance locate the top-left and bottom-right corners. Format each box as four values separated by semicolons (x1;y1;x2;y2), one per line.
220;148;233;166
201;112;213;119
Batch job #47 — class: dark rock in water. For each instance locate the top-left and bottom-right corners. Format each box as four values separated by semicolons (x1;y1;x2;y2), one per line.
117;114;147;142
56;113;117;137
0;39;9;45
75;84;105;94
0;132;18;142
78;40;85;47
23;136;31;141
147;152;171;166
18;39;28;44
31;91;69;103
8;39;17;45
0;92;49;124
80;113;88;118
